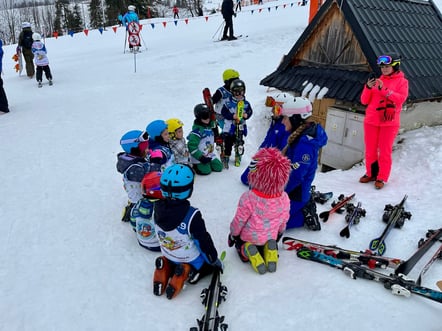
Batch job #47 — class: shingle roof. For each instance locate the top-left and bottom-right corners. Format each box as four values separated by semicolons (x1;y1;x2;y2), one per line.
261;0;442;102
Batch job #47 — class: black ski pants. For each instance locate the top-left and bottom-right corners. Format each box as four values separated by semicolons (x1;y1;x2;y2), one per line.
36;65;53;82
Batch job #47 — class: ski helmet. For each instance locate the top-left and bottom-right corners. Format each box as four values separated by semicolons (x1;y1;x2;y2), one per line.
128;5;136;11
194;104;211;120
273;94;312;119
160;164;194;200
120;130;149;153
32;33;41;41
146;120;168;141
141;172;164;199
230;79;246;96
377;52;401;72
22;22;31;29
223;69;240;83
166;118;184;139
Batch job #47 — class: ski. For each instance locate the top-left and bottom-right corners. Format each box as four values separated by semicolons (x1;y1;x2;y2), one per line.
368;195;411;256
310;185;333;204
191;252;228;331
319;193;355;222
339;202;366;238
215;35;244;42
395;228;442;276
296;247;442;304
282;236;403;269
234;100;245;167
416;243;442;286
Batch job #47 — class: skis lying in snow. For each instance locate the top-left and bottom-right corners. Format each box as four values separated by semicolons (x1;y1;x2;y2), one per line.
191;252;228;331
296;247;442;304
339;202;366;238
282;237;403;269
394;228;442;279
319;193;355;222
368;195;411;256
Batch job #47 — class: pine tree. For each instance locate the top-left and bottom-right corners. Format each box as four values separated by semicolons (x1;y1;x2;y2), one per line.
89;0;104;29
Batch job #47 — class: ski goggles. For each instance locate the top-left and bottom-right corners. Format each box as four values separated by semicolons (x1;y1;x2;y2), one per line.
120;131;149;145
377;55;400;66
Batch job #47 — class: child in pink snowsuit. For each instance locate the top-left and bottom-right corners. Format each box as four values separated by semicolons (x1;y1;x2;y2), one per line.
360;52;408;189
228;147;291;274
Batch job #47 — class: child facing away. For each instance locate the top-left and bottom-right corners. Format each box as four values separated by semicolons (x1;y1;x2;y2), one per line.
129;171;164;251
153;164;223;299
146;120;175;171
220;79;253;168
166;118;190;165
240;95;290;186
187;104;223;175
228;148;291;274
116;130;151;222
31;33;53;88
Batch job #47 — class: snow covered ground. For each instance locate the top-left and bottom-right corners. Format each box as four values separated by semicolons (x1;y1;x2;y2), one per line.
1;1;441;330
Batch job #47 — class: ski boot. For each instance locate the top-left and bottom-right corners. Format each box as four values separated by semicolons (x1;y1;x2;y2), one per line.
38;81;42;88
222;156;230;169
48;79;53;86
153;256;174;296
302;197;321;231
121;202;134;222
166;263;192;299
263;239;278;272
243;242;266;274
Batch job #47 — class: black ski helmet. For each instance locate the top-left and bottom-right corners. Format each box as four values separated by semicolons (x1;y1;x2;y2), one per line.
230;79;246;94
194;104;210;120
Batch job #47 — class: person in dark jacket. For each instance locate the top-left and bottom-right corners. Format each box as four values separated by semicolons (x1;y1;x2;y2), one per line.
278;95;328;229
153;164;223;299
221;0;237;40
18;22;35;78
0;39;10;114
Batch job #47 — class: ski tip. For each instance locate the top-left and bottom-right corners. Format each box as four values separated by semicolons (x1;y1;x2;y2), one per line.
339;228;350;238
220;250;226;261
319;211;329;222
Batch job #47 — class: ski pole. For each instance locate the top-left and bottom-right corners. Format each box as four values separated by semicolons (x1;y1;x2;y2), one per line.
123;29;127;53
139;32;148;51
212;21;225;40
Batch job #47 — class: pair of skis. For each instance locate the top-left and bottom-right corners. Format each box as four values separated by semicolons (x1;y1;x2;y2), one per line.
295;247;442;304
191;251;228;331
368;195;411;256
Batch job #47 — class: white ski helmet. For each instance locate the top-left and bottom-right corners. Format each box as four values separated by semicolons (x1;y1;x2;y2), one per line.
128;5;136;11
273;94;312;119
32;33;41;41
22;22;31;28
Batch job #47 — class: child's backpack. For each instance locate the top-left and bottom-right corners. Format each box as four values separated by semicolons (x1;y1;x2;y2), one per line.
22;31;33;49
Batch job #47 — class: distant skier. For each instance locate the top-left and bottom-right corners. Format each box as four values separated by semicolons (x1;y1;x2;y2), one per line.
18;22;35;78
122;5;141;51
221;0;237;40
31;33;53;88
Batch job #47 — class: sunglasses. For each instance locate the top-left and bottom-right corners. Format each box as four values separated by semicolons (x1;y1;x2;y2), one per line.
120;131;149;145
232;89;245;96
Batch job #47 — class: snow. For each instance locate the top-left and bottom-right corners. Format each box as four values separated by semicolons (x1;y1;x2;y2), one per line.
1;2;442;330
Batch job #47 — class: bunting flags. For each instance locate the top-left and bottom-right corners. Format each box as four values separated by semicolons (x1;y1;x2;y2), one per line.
49;2;299;39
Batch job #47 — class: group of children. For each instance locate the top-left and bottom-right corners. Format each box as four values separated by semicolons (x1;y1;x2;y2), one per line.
115;68;327;299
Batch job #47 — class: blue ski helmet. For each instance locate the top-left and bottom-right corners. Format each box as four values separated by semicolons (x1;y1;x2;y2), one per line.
146;120;168;141
120;130;149;153
160;164;194;200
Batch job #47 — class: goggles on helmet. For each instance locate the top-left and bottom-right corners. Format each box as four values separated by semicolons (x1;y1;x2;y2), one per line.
377;55;400;66
120;131;148;145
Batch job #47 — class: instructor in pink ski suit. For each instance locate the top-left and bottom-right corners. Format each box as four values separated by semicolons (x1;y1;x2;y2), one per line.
360;52;408;189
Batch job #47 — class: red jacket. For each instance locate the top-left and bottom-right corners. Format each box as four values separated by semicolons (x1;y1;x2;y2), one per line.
361;71;408;127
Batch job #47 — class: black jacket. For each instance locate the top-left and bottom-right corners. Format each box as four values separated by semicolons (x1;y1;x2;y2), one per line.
221;0;235;18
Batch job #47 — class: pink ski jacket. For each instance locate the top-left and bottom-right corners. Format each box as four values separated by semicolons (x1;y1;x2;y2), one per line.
229;189;290;246
361;71;408;127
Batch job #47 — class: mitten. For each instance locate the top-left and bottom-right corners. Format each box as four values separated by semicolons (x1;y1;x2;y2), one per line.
383;108;395;121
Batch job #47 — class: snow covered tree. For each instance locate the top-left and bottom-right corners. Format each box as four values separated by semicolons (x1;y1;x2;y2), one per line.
89;0;104;29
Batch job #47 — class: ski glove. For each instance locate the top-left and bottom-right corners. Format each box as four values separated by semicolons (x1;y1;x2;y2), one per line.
212;258;224;273
228;234;240;247
383;108;395;121
199;155;212;164
150;149;163;164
